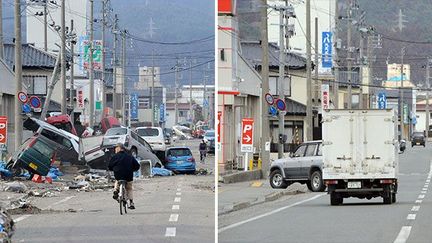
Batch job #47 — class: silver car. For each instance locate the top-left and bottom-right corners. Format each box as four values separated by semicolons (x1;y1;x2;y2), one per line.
269;140;325;192
102;127;162;167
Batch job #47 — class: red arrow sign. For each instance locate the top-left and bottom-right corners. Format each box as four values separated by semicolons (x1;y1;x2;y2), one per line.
241;118;254;146
0;116;7;145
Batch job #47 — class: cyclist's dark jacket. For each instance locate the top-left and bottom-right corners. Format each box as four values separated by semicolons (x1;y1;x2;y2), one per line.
199;142;207;151
108;151;140;181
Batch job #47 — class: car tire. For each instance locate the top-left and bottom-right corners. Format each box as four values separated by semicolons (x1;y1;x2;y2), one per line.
309;170;325;192
383;185;393;204
269;170;288;189
130;147;138;158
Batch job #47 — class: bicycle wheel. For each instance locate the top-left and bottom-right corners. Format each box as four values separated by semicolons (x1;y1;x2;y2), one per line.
119;185;123;215
123;199;128;214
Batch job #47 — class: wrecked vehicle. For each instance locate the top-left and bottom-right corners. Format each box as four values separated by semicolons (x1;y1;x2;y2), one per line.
6;136;56;176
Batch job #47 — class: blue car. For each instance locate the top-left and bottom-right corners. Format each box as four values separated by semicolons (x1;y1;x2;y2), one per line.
165;147;196;174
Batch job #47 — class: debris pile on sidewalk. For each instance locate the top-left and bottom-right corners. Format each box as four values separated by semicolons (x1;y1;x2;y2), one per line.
0;206;15;242
195;168;211;176
66;172;113;191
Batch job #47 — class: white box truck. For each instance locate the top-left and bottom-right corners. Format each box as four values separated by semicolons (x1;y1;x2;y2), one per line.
322;109;404;205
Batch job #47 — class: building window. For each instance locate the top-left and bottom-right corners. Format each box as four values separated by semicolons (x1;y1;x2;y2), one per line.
23;75;48;95
179;110;188;118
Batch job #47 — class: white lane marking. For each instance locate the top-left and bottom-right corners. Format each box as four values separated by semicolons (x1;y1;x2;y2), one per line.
177;188;181;191
407;214;416;220
176;192;181;196
415;200;422;204
169;214;179;222
174;197;181;202
394;226;412;243
411;206;420;212
427;179;431;183
425;184;429;188
165;227;176;237
172;205;180;210
14;196;75;222
218;194;325;233
418;194;425;199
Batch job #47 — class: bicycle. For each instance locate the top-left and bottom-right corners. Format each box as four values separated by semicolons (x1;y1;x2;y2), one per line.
118;180;128;215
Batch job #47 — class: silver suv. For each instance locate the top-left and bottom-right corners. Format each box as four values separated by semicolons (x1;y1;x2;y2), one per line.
269;140;325;192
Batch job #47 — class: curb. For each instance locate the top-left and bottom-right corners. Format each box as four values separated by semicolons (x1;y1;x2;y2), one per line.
218;188;306;216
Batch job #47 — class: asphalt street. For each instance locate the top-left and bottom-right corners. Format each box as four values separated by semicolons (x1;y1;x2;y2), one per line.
219;144;432;243
11;139;215;243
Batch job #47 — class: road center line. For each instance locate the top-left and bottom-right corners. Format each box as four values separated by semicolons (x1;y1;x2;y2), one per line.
172;205;180;210
174;197;181;202
218;194;325;233
177;188;181;191
176;192;181;196
411;206;420;212
407;214;416;220
169;214;179;222
394;226;412;243
165;227;176;237
418;194;425;199
415;200;422;204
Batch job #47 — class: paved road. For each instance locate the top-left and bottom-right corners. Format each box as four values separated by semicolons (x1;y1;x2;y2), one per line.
11;139;215;243
219;145;432;243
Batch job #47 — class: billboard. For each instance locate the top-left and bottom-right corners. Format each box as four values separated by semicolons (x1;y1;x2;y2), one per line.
322;32;332;68
83;39;103;71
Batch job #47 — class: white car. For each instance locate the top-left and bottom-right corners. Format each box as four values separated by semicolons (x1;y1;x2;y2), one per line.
135;127;167;152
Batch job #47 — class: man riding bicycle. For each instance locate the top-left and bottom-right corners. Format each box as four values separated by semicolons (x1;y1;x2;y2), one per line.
199;139;207;163
108;143;140;209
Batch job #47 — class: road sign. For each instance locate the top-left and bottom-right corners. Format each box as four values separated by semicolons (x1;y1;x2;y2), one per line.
377;92;387;109
77;88;84;109
275;99;286;111
153;104;159;124
29;96;41;108
0;116;7;148
241;118;254;153
322;32;333;68
265;93;274;105
269;106;277;116
321;84;330;109
130;93;138;120
18;91;28;103
83;40;103;70
22;104;31;113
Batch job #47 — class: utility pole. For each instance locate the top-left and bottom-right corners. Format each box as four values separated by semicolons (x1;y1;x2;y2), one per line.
333;0;339;108
69;20;75;124
347;0;352;109
60;0;66;114
426;58;430;140
101;0;106;116
112;14;118;117
43;1;47;51
151;49;155;126
189;59;193;122
367;34;372;108
41;56;61;119
260;0;270;175
14;0;22;150
359;33;364;109
121;30;126;123
203;66;208;122
0;0;4;59
306;0;313;141
314;17;319;108
277;7;285;159
89;0;94;127
174;59;179;125
400;47;405;140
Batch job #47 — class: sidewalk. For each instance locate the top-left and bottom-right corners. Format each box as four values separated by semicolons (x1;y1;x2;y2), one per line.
218;179;309;215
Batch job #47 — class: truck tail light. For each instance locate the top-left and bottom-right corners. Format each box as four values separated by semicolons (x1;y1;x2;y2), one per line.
325;180;338;185
380;179;394;184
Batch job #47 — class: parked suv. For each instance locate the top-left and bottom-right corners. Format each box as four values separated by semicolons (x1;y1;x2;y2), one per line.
102;127;162;167
269;140;325;192
411;131;426;147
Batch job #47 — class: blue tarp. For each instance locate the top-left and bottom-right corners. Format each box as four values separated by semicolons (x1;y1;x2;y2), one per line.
152;167;173;176
0;161;63;180
46;166;64;181
0;161;12;178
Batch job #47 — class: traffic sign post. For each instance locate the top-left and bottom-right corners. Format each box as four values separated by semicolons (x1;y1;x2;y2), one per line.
265;93;275;105
241;118;254;171
275;99;286;111
18;91;28;103
29;96;42;109
22;104;31;114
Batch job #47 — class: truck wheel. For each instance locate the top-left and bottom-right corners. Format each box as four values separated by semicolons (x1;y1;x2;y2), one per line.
392;193;396;203
269;170;288;189
309;171;325;192
383;185;393;204
330;193;343;205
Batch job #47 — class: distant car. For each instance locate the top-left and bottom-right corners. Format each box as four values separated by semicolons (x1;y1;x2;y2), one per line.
411;132;426;147
164;147;196;174
203;130;215;153
102;127;162;167
135;127;167;152
269;141;325;192
7;136;57;176
46;114;78;136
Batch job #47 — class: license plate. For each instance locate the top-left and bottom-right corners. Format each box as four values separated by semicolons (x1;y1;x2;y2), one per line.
176;161;183;165
417;142;420;145
348;181;361;189
29;162;38;170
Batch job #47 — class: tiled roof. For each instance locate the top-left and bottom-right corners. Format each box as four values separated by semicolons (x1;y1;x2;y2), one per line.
4;43;56;69
240;41;307;70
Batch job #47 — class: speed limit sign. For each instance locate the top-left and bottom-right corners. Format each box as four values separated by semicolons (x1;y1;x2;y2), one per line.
18;91;28;103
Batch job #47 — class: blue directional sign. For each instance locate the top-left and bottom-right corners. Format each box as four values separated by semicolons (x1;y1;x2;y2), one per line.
322;32;333;68
130;93;138;120
269;106;277;116
159;103;165;122
377;92;387;109
22;104;31;114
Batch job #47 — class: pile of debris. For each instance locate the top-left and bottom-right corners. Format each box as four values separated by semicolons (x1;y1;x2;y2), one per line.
0;206;15;242
67;171;113;191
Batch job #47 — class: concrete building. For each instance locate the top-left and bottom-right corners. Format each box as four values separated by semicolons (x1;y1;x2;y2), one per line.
135;66;162;90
